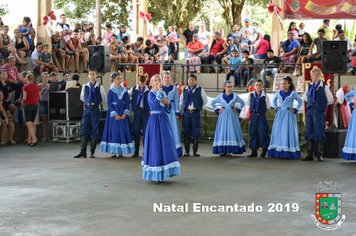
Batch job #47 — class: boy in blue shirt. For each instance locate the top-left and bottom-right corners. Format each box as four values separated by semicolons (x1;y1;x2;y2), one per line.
74;68;107;158
225;50;241;84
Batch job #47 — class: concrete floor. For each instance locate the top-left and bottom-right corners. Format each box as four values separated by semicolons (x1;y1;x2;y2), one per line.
0;142;355;236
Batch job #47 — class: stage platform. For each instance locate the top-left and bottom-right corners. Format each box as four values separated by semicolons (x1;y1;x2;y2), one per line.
0;142;355;235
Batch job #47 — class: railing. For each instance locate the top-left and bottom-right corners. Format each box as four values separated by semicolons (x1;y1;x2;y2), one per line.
115;59;303;92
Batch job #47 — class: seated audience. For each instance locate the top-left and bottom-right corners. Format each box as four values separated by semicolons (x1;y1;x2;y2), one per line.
66;30;89;73
307;29;328;63
293;32;312;76
52;31;69;72
255;34;271;60
261;49;282;87
205;32;227;73
185;33;204;73
280;31;299;73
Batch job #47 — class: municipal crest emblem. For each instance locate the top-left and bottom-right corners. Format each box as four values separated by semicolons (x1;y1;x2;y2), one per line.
291;0;300;12
311;181;346;230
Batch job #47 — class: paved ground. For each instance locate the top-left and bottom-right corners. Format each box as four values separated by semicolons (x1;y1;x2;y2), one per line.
0;142;355;236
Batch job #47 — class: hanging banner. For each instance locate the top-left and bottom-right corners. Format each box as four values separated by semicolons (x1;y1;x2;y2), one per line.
137;64;162;86
285;0;356;19
303;63;333;128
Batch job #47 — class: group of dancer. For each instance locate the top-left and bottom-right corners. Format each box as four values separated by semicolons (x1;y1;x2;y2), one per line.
73;67;356;183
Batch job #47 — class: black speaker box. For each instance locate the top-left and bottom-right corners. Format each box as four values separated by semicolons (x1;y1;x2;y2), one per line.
49;89;83;120
89;45;111;73
323;129;347;158
322;41;347;74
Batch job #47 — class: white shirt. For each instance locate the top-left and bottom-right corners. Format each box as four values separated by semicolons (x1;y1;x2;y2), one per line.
80;81;107;105
198;31;210;45
179;85;208;115
239;26;259;42
334;37;353;51
246;90;271;110
303;81;333;105
57;23;72;41
31;50;41;70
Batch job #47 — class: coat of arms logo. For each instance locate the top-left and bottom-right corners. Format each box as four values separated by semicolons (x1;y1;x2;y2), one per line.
311;181;346;230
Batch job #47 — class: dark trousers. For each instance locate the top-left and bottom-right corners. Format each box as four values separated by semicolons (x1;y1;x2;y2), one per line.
205;54;224;70
236;69;250;87
80;107;101;140
305;107;327;142
132;110;149;137
182;111;201;137
226;70;238;82
10;82;24;101
249;114;270;150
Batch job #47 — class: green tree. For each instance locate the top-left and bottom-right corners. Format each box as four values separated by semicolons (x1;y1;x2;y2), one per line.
148;0;207;35
217;0;270;29
0;4;9;16
53;0;131;30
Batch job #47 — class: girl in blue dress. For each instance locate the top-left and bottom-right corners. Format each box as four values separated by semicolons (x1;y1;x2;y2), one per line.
100;72;135;157
142;74;181;183
342;88;356;160
268;76;303;159
211;80;246;156
162;71;182;157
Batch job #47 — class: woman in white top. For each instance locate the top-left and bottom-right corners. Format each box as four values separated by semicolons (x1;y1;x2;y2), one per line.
198;22;211;57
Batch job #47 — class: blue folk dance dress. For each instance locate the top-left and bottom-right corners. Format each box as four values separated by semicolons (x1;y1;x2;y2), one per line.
100;84;135;154
268;90;303;159
342;89;356;160
142;90;181;182
163;85;182;157
211;93;246;154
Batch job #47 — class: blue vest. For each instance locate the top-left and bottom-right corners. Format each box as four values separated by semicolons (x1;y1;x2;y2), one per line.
131;86;150;112
183;86;203;111
306;83;327;112
83;84;102;106
249;93;267;114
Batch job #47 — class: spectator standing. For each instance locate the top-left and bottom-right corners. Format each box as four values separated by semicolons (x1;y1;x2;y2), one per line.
57;14;72;41
22;73;41;146
117;25;128;43
252;22;265;48
182;22;199;60
166;27;180;60
239;30;252;57
103;23;115;45
319;20;333;41
38;72;50;142
298;23;306;39
239;18;260;54
197;22;211;57
154;27;166;48
17;17;34;53
226;23;240;53
307;29;328;63
287;22;301;41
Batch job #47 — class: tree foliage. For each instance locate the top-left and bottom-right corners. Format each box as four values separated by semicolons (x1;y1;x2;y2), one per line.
148;0;206;35
53;0;130;30
0;4;9;17
217;0;270;29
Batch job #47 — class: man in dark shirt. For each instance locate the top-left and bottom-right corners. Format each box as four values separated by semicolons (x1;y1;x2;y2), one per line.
226;23;240;49
143;40;160;62
163;53;175;72
182;21;199;60
261;49;282;87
